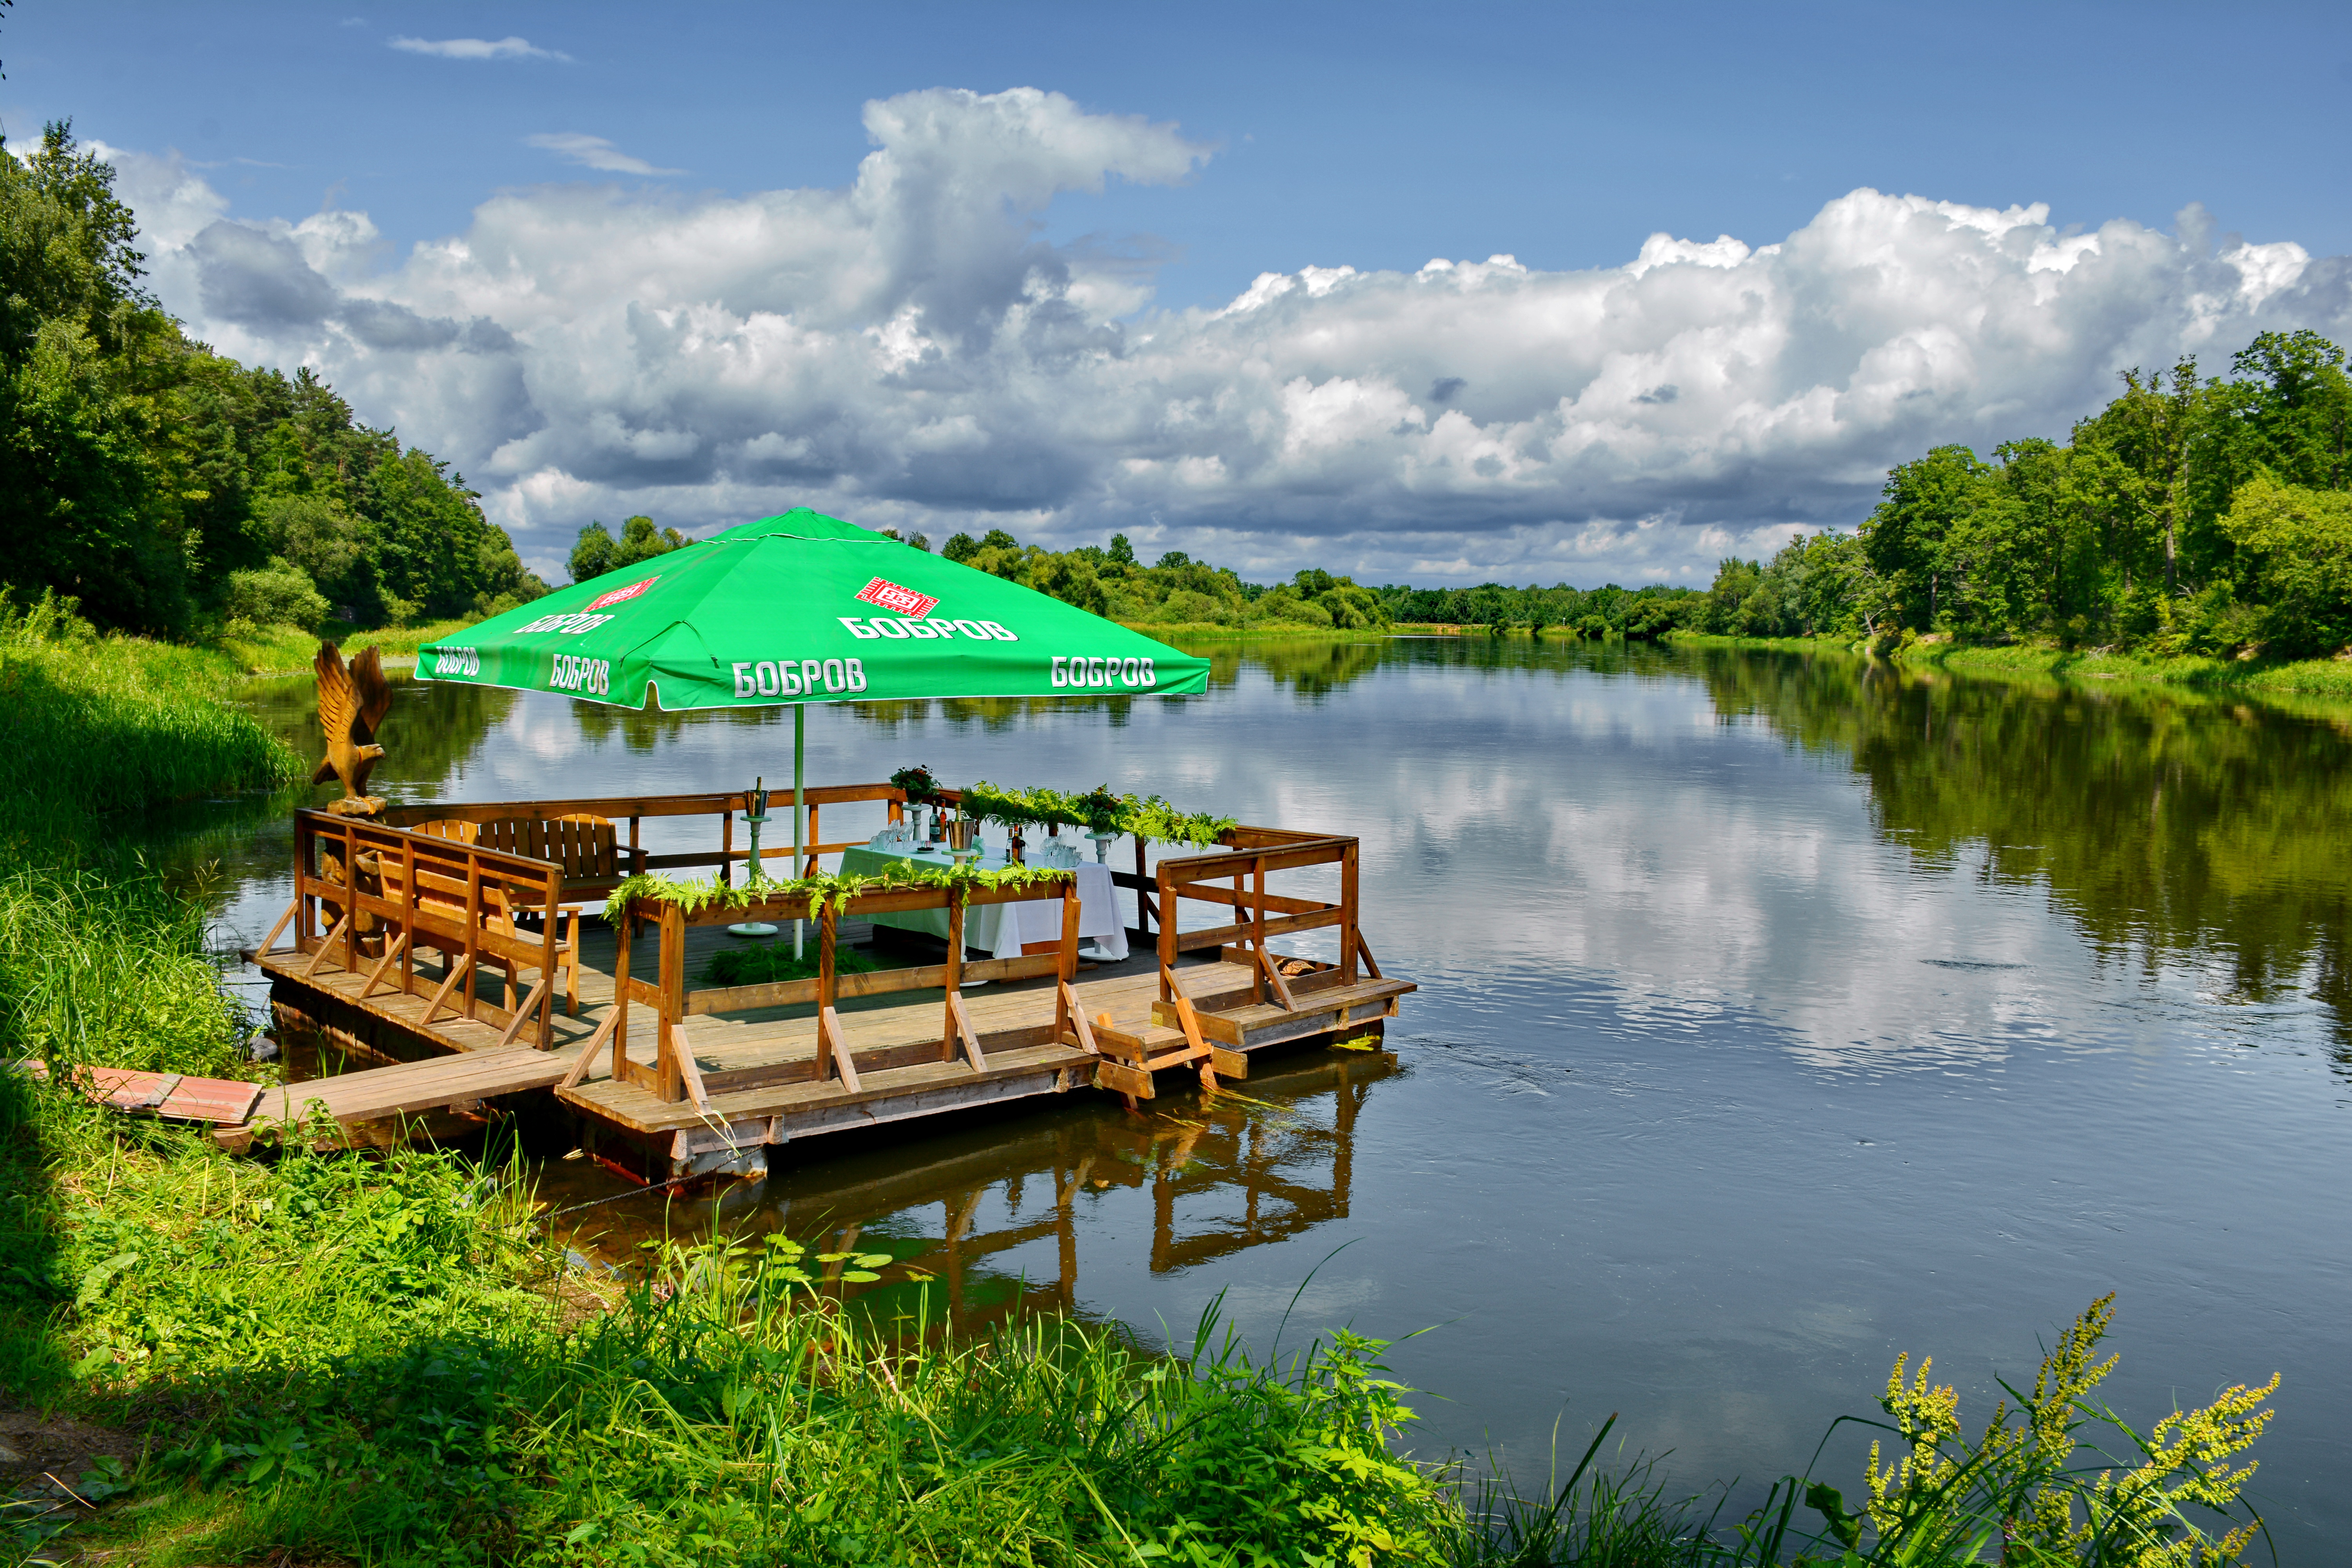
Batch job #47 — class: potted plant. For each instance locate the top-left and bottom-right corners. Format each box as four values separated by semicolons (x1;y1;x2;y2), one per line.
1079;784;1124;862
891;764;940;838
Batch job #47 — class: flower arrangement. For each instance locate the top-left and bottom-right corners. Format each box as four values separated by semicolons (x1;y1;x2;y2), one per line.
888;764;942;804
1077;784;1123;835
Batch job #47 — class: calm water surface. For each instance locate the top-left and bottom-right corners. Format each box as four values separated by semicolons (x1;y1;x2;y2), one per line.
157;640;2352;1555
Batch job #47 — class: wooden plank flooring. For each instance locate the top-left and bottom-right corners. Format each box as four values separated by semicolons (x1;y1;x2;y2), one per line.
254;917;1303;1145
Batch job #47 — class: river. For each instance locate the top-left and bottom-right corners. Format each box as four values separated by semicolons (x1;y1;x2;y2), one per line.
151;637;2352;1555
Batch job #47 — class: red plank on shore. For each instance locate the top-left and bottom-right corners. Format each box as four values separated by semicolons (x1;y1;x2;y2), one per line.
18;1062;267;1125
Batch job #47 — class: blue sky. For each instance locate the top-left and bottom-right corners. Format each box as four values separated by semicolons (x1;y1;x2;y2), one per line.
9;2;2352;584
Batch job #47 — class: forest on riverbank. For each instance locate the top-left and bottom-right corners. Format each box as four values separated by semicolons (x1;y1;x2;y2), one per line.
0;123;544;642
1686;330;2352;659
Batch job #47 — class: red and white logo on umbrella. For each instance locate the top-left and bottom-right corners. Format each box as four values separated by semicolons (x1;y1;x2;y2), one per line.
585;575;661;612
854;577;940;618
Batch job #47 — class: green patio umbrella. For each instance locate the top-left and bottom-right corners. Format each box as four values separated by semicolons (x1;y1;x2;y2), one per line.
417;507;1208;710
416;508;1210;935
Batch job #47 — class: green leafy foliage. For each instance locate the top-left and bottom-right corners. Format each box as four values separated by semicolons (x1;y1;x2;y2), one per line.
1717;329;2352;659
0;122;545;637
940;528;1397;632
700;940;880;989
604;860;1078;926
568;514;688;584
0;588;306;843
962;780;1237;845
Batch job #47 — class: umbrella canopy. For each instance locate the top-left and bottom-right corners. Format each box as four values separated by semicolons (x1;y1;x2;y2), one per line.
416;508;1210;708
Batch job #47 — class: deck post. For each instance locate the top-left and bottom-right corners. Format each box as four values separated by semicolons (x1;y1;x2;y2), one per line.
720;808;733;887
1156;861;1177;1004
657;902;686;1102
341;815;360;971
1339;839;1360;985
1250;856;1267;1005
399;837;417;995
611;904;633;1085
296;815;314;951
463;848;483;1020
539;862;559;1047
942;897;965;1061
817;898;839;1080
1133;836;1153;939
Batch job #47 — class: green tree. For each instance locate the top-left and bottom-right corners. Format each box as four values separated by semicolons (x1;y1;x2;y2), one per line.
2218;475;2352;657
2229;329;2352;492
1861;445;1994;631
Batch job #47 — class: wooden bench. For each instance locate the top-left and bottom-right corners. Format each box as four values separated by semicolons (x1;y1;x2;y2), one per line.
416;815;621;1015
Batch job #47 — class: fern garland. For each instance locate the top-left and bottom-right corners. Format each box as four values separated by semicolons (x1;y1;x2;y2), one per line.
958;780;1235;846
604;860;1076;924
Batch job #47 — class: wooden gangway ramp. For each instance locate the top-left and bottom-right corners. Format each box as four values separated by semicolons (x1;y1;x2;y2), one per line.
214;1046;580;1152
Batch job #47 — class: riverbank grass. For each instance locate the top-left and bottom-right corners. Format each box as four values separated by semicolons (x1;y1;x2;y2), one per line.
1912;640;2352;700
0;592;306;844
214;616;479;676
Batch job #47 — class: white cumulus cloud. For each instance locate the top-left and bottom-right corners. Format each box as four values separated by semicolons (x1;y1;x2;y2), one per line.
104;86;2352;587
523;133;681;176
389;35;570;62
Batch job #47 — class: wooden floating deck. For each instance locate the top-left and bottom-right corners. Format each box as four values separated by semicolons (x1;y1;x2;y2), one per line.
247;788;1413;1174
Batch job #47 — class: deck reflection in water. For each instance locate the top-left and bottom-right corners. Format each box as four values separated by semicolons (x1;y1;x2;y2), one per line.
546;1044;1393;1339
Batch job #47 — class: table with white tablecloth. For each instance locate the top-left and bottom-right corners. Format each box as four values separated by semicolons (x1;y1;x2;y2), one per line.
837;846;1129;961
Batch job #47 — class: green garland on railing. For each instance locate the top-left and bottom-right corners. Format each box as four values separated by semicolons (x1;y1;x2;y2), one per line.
958;781;1236;847
603;860;1077;925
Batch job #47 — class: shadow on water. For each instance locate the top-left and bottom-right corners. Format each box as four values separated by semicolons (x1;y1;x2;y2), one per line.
535;1045;1399;1345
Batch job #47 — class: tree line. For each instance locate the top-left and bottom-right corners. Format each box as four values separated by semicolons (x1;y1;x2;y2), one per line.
0;122;544;638
1695;329;2352;657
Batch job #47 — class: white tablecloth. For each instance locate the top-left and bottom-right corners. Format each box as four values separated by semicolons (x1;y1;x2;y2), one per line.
838;846;1128;961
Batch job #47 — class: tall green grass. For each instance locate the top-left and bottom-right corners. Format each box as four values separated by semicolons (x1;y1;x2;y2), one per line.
0;590;305;844
216;615;481;675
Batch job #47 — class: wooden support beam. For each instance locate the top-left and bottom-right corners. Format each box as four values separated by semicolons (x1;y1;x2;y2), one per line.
1170;988;1219;1093
559;1009;622;1090
1094;1057;1153;1101
301;914;351;979
419;955;472;1025
355;931;409;1000
258;893;300;957
1063;987;1105;1062
672;1021;713;1113
1256;944;1297;1012
496;975;554;1049
820;1005;862;1092
946;990;987;1072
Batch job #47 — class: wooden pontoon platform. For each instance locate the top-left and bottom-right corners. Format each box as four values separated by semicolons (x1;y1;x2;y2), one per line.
249;784;1411;1176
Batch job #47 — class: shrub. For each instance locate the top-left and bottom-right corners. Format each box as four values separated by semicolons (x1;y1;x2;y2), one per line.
219;558;330;633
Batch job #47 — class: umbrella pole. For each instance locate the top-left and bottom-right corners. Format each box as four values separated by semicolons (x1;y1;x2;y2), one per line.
793;704;806;961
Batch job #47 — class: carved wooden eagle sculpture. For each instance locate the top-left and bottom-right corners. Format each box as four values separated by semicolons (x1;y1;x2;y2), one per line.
312;642;392;806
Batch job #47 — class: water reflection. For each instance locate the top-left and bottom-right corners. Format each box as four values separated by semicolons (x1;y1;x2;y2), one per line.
114;634;2352;1555
541;1048;1396;1338
1690;650;2352;1061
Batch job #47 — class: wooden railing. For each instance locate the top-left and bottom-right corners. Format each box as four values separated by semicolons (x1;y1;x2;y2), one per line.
564;873;1098;1110
1153;828;1364;1012
269;809;570;1049
385;782;912;885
